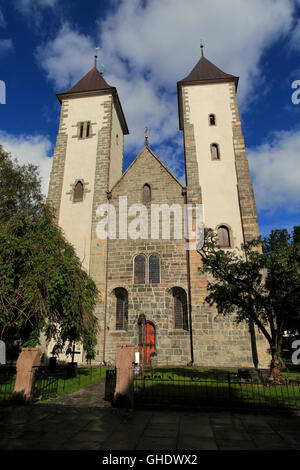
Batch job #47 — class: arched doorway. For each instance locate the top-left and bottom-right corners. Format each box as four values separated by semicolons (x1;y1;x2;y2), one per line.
138;318;156;366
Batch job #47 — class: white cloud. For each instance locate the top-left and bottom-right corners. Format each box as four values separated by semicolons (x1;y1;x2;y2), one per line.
0;39;13;56
35;0;296;155
35;23;95;89
0;131;53;196
248;129;300;214
14;0;57;27
0;8;6;28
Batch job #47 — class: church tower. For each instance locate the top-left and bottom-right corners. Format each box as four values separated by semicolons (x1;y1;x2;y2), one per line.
177;46;268;367
47;57;129;362
47;56;129;272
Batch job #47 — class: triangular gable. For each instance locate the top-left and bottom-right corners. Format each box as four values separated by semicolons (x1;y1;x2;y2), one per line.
111;146;184;192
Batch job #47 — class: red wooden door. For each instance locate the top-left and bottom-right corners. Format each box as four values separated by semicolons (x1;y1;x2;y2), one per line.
145;323;155;365
138;322;155;365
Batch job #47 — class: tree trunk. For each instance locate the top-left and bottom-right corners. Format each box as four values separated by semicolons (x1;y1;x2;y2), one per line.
269;339;285;383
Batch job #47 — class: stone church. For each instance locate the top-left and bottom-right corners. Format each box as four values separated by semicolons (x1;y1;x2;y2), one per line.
46;46;270;368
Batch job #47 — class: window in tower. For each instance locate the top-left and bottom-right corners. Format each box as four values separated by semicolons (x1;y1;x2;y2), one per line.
134;254;146;284
172;287;188;330
116;134;119;145
78;121;92;139
73;181;84;202
149;254;160;284
209;114;216;126
210;143;220;160
143;184;151;204
79;123;84;139
217;225;231;248
115;288;128;330
86;122;90;138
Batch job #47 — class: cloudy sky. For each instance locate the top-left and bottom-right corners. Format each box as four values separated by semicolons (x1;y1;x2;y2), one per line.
0;0;300;237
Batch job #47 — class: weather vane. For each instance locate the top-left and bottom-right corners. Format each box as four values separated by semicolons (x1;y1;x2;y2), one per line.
94;46;99;67
200;37;204;57
144;127;149;146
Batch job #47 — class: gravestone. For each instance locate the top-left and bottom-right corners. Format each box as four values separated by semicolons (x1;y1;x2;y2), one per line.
0;340;5;365
12;348;40;403
114;344;135;408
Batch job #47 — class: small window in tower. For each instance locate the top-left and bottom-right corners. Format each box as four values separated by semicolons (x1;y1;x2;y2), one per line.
73;181;84;202
143;184;151;204
134;254;146;284
86;122;90;138
218;225;231;248
115;288;128;330
79;123;84;139
209;114;216;126
149;254;160;284
116;134;119;145
211;143;220;160
173;287;188;330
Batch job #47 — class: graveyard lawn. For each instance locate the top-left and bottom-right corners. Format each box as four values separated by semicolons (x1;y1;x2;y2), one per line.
133;367;300;410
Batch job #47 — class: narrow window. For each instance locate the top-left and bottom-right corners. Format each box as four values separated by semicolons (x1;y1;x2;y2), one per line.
209;114;216;126
211;143;220;160
173;287;188;330
149;254;160;284
116;134;119;145
134;254;146;284
143;184;151;203
86;122;90;138
218;225;231;248
115;288;128;330
79;123;84;139
73;181;84;202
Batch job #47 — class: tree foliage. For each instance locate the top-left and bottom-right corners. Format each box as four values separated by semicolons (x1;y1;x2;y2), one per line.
198;227;300;381
0;144;44;223
0;209;99;359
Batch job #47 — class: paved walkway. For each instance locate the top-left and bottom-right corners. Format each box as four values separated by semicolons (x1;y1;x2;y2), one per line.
0;380;300;450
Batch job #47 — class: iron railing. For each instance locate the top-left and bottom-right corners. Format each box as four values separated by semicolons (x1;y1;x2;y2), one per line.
133;369;300;410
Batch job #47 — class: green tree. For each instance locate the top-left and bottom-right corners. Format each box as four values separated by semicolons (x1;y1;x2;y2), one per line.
198;227;300;382
0;208;99;360
0;144;44;223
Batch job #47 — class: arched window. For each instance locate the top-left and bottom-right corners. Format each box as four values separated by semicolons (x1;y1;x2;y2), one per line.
209;114;216;126
115;288;128;330
134;254;146;284
143;184;151;203
149;254;160;284
218;225;231;248
211;143;220;160
172;287;188;330
73;181;84;202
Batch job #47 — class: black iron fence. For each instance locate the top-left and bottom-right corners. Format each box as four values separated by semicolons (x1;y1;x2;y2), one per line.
0;367;16;403
133;369;300;410
32;367;59;401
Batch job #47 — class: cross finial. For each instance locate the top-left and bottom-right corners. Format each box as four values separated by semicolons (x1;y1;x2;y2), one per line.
200;38;204;58
94;46;99;68
144;127;149;146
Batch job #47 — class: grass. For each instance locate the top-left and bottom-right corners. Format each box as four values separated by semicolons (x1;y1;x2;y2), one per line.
0;366;111;403
34;366;111;401
134;367;300;410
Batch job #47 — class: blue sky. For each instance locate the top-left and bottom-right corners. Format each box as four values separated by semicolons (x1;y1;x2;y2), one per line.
0;0;300;238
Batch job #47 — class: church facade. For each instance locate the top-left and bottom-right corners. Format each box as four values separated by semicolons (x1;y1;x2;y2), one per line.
46;48;270;368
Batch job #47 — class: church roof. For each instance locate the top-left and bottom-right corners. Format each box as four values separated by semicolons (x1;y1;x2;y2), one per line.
111;146;184;193
177;51;239;130
56;63;129;135
58;66;114;96
178;56;239;86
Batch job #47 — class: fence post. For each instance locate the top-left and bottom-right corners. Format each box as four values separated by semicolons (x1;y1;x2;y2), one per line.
227;372;232;403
